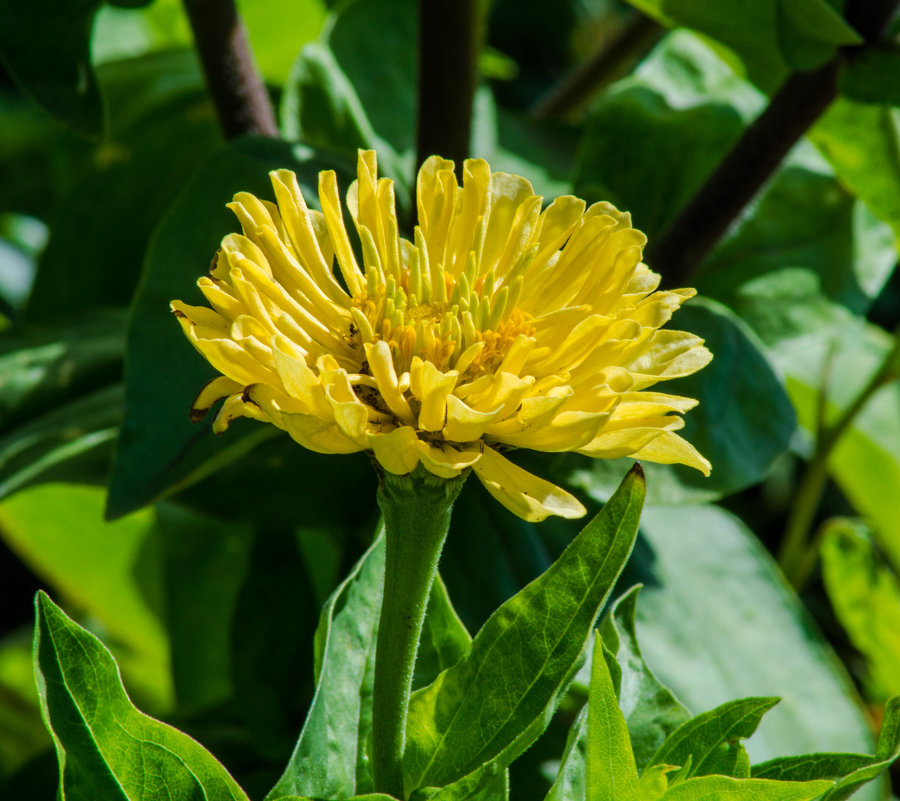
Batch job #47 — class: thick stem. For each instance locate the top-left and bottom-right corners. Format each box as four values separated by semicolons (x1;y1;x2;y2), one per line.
416;0;480;179
182;0;279;140
648;0;900;286
531;14;662;120
372;467;468;798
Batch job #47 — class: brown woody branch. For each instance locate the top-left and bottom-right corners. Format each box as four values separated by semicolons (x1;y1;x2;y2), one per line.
183;0;279;140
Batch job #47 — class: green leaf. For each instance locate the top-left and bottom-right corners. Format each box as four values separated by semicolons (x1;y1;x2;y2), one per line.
0;309;124;499
33;591;250;801
621;0;854;91
619;503;878;766
599;587;691;770
0;631;50;780
545;706;588;801
106;138;352;519
820;519;900;700
1;484;170;707
26;50;222;320
154;503;255;715
574;85;744;242
840;44;900;107
811;99;900;239
769;309;900;574
660;775;833;801
414;574;472;691
281;0;416;192
559;299;796;505
410;761;509;801
752;698;900;800
0;0;103;134
700;162;896;339
267;528;386;800
777;0;861;71
649;697;780;778
586;633;641;801
230;524;319;760
403;464;645;793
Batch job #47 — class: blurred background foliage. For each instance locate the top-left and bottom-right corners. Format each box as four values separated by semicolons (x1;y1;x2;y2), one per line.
1;0;900;798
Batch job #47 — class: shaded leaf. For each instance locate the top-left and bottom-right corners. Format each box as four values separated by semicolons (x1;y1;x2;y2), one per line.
599;587;691;770
0;0;103;134
619;503;878;767
414;575;472;691
403;465;645;793
267;528;385;800
26;50;221;320
33;592;249;801
840;44;900;107
545;706;588;801
106;138;351;519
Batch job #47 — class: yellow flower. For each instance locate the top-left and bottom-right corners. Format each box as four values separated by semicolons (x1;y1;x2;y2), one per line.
172;150;711;522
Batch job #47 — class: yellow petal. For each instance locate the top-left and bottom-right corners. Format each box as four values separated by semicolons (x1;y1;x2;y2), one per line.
364;340;416;425
632;430;711;475
410;359;458;432
211;391;269;434
416;440;482;479
190;376;242;422
319;169;365;298
472;446;586;522
443;394;504;442
369;426;420;475
489;410;608;452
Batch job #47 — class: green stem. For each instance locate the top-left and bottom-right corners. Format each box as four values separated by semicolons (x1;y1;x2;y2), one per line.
779;329;900;587
372;466;468;798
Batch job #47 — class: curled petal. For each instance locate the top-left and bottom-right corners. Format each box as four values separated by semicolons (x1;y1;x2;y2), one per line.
472;446;586;522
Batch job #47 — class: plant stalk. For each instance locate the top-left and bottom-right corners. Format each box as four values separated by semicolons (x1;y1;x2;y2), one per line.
779;329;900;587
182;0;279;140
531;13;662;120
416;0;480;180
371;467;467;798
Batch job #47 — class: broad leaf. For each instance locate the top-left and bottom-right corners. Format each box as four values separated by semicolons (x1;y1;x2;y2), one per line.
1;484;170;707
106;138;352;519
414;575;472;691
26;51;221;320
403;465;645;793
620;503;878;771
622;0;857;90
267;529;385;800
821;519;900;701
0;0;103;134
599;587;690;769
811;99;900;239
649;697;780;778
33;592;249;801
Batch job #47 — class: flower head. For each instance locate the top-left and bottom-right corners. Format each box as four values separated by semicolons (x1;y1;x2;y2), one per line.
172;150;711;521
